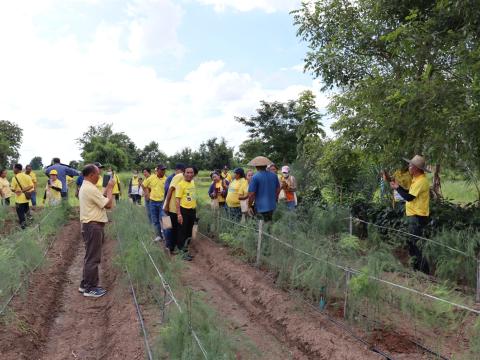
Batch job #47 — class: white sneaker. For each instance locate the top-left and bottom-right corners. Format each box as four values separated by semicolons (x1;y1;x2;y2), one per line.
154;236;162;242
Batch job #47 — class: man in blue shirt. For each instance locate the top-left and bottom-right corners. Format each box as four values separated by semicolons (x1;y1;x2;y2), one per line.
45;158;81;199
248;156;280;222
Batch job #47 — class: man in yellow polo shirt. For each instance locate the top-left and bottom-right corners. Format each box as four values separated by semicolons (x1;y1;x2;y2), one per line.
163;164;185;254
143;164;167;242
78;163;115;298
25;164;38;209
11;163;34;229
390;155;430;274
176;165;198;260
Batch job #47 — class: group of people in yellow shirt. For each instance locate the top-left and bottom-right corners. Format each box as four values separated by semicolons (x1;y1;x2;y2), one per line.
0;163;63;229
139;163;198;260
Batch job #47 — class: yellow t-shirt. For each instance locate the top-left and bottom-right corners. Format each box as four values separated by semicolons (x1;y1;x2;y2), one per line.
226;178;248;208
112;174;121;195
222;171;232;183
406;174;430;217
66;175;75;186
168;173;184;213
143;174;166;201
176;180;197;209
79;180;109;223
26;171;37;189
11;173;34;204
0;177;12;199
212;181;226;203
47;179;63;204
393;170;412;190
96;177;103;191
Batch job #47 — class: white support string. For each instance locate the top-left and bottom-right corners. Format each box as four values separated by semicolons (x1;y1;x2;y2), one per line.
0;208;62;316
139;240;209;360
213;214;480;315
352;217;475;259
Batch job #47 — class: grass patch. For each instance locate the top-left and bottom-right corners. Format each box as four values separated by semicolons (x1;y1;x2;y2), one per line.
110;201;255;359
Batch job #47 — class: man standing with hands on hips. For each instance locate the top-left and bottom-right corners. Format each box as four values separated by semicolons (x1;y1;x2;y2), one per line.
78;163;115;298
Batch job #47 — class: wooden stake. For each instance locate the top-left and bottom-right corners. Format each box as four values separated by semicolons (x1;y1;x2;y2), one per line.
256;220;264;267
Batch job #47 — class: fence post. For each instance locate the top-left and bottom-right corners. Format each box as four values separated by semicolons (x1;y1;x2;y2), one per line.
343;269;351;319
349;215;353;236
256;220;264;267
476;257;480;303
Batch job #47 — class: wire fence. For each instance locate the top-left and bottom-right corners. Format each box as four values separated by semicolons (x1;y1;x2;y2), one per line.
217;214;480;315
201;209;480;358
0;207;64;316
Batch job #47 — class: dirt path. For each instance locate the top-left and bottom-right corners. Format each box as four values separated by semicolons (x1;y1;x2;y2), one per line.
182;234;383;360
0;220;144;360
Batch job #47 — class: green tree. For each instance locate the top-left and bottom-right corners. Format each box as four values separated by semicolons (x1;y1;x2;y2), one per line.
169;148;194;168
236;90;324;164
77;123;139;170
68;160;80;169
236;139;266;164
138;141;168;170
29;156;43;170
0;120;22;168
294;0;480;196
198;137;234;170
82;140;129;170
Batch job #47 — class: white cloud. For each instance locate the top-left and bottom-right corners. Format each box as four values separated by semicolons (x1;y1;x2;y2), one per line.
195;0;301;13
0;0;326;165
127;0;185;59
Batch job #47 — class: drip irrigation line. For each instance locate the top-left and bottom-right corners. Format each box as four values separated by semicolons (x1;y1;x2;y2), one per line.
351;310;450;360
198;229;395;360
117;235;154;360
296;293;396;360
0;208;62;316
352;217;474;259
139;239;209;360
216;214;480;315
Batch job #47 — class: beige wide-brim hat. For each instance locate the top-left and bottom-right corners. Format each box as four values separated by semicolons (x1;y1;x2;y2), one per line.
248;156;272;167
403;155;431;173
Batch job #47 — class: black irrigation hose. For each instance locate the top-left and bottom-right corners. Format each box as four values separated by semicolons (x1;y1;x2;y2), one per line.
352;311;450;360
286;289;396;360
117;235;154;360
199;231;395;360
0;209;60;316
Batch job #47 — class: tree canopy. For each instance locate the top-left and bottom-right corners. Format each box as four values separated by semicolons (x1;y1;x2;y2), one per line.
294;0;480;170
0;120;22;169
236;90;324;165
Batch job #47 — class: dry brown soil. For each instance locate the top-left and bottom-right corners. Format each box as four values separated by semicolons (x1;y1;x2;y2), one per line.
0;220;144;360
182;234;388;360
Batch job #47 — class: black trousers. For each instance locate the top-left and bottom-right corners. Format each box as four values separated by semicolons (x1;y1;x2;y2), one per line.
130;194;141;205
407;216;430;274
15;202;29;228
80;222;105;291
179;207;196;251
167;211;181;252
256;210;273;222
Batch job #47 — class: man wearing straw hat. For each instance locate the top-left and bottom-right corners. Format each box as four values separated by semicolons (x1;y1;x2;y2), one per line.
247;156;280;222
390;155;431;273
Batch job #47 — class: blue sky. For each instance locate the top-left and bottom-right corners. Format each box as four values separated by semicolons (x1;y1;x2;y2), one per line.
0;0;328;165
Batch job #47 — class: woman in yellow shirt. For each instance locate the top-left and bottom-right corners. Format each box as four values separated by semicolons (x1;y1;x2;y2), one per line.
226;168;248;221
176;166;198;261
0;169;12;206
46;169;63;206
208;171;228;209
